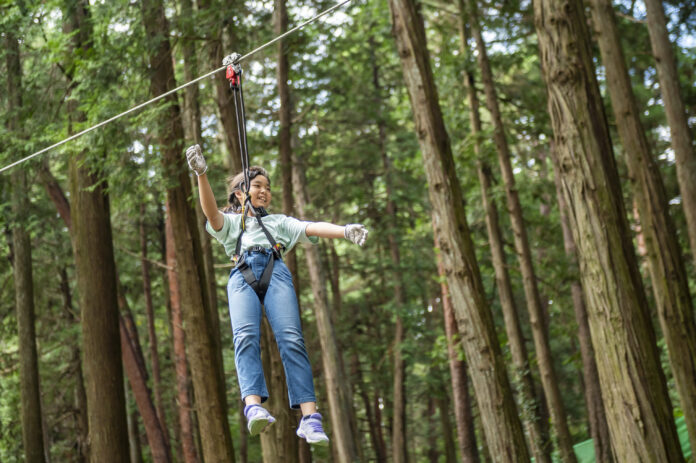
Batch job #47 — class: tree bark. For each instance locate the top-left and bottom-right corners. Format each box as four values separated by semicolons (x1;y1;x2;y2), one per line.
139;0;235;460
533;0;684;459
118;288;172;463
165;209;200;463
293;153;360;462
550;153;612;463
63;1;130;459
125;383;144;463
140;204;171;451
6;29;47;463
466;2;576;460
455;7;552;460
434;232;480;463
387;0;529;460
643;0;696;266
589;0;696;452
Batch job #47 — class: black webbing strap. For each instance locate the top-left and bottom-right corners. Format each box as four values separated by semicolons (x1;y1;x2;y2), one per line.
233;199;284;303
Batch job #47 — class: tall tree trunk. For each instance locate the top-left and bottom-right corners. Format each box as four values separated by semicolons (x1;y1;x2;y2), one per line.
366;34;408;463
455;6;552;460
434;232;480;463
386;0;529;460
292;153;360;462
196;0;242;173
643;0;696;266
139;0;235;460
140;204;171;450
466;2;576;460
533;0;684;459
550;153;612;463
436;392;457;463
6;29;47;463
589;0;696;452
125;382;144;463
165;209;200;463
63;1;130;459
352;353;387;463
118;295;172;463
273;5;309;461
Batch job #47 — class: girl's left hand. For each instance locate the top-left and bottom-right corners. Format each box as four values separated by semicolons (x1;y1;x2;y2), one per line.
344;224;369;246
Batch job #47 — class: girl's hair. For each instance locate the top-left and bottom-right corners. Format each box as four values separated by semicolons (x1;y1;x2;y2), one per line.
223;166;270;213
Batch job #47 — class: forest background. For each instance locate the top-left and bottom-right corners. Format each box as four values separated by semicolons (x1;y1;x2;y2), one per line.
1;0;695;461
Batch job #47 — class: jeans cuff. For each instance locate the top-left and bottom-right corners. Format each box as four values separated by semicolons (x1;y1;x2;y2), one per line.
241;390;269;404
290;395;317;409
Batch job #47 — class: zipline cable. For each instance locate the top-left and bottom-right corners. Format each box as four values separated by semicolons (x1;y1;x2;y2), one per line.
0;0;352;175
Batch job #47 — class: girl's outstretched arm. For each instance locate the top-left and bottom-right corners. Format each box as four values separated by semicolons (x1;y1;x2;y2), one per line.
306;222;368;246
186;145;224;231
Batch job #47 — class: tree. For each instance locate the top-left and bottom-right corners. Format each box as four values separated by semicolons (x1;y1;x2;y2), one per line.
387;0;529;459
139;0;236;460
643;0;696;266
533;0;685;458
63;0;131;459
589;0;696;452
6;30;47;463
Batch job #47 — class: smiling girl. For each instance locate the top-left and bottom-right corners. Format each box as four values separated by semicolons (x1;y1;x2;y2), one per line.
186;144;368;446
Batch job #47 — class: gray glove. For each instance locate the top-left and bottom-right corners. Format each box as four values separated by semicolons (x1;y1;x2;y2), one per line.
186;144;208;176
344;224;368;246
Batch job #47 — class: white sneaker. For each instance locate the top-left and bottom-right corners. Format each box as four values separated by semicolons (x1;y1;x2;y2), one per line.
244;404;276;436
296;413;330;446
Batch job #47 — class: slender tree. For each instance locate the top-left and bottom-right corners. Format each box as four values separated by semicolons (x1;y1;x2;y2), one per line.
455;5;552;460
386;0;529;460
293;152;360;463
139;0;235;460
7;30;47;463
434;231;479;463
63;0;130;459
533;0;685;458
465;1;576;460
643;0;696;265
589;0;696;451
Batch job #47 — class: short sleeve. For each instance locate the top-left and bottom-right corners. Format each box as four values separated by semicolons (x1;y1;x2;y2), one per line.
282;216;319;246
206;213;233;242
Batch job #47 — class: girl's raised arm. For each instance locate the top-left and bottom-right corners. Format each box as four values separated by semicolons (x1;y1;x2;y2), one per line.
186;145;224;231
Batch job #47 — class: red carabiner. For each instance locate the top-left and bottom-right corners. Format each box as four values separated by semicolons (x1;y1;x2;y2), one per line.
226;65;240;87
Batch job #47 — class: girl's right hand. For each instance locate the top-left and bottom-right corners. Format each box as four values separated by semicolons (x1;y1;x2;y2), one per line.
186;144;208;176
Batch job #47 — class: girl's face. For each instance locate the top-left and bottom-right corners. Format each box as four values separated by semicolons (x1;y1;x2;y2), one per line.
235;175;272;209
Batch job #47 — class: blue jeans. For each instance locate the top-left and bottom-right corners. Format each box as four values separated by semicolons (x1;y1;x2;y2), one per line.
227;249;316;409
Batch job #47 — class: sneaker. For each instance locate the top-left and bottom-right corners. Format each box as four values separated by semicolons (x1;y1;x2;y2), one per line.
296;413;330;446
244;404;276;436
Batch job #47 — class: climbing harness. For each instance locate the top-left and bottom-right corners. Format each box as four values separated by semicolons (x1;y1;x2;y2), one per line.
0;0;352;174
225;55;285;303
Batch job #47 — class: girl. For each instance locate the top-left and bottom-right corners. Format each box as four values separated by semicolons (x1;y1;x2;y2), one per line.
185;144;368;446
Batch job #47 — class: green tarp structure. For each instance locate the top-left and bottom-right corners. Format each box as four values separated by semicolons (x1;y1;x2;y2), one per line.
567;416;691;462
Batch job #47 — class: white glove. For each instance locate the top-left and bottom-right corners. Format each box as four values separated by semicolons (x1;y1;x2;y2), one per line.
344;224;368;246
186;144;208;176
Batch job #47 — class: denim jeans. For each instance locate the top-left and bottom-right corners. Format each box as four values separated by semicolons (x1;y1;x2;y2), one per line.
227;249;316;409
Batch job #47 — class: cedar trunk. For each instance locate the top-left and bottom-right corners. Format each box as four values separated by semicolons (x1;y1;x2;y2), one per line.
64;1;130;459
643;0;696;266
387;0;529;460
434;233;479;463
533;0;684;459
140;0;235;460
589;0;696;452
551;154;612;463
165;210;200;463
6;30;47;463
456;7;552;460
466;1;576;460
293;154;360;462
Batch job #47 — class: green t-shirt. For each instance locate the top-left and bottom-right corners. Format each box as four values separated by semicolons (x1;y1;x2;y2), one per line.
206;212;318;260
